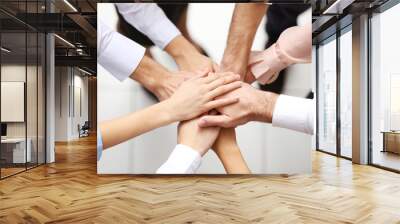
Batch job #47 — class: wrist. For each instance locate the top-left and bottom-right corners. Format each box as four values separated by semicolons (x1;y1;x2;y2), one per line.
221;34;253;76
178;133;209;156
252;90;278;123
179;141;207;156
220;52;248;77
158;99;178;124
149;70;172;97
165;35;198;59
132;56;170;95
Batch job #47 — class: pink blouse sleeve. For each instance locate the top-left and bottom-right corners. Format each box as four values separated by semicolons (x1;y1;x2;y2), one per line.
248;24;312;84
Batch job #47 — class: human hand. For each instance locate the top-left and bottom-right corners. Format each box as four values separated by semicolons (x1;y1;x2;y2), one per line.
178;117;220;156
132;56;196;101
165;72;242;122
151;71;194;101
198;83;279;128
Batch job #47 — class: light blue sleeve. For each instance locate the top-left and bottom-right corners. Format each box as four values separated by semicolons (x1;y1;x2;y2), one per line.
97;131;103;161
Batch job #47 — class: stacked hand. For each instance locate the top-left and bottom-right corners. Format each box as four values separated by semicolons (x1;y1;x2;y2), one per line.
161;35;277;174
165;71;242;122
152;71;193;101
178;115;220;156
198;82;278;128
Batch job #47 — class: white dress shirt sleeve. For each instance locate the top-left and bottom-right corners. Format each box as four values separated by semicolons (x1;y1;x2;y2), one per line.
272;95;315;135
156;144;202;174
115;3;181;49
97;20;145;81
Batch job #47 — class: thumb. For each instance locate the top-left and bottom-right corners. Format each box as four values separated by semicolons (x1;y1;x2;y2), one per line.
198;115;233;128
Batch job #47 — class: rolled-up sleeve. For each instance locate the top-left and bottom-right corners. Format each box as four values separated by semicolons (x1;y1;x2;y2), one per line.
248;24;312;85
115;3;181;49
272;95;315;135
156;144;202;174
97;20;145;81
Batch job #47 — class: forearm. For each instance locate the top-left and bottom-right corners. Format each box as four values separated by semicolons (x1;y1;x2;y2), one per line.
178;117;221;157
100;100;174;149
213;138;250;174
130;55;170;96
212;129;250;174
165;35;198;60
164;35;214;72
221;3;267;76
215;3;266;173
252;90;279;123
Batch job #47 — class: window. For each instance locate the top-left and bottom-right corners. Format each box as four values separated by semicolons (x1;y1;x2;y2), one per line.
339;26;352;158
370;2;400;171
0;1;46;179
317;35;337;154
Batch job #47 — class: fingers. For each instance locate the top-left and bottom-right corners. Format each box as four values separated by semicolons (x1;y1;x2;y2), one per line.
208;81;242;99
205;71;239;83
204;97;239;111
207;73;240;90
198;115;234;128
201;72;222;83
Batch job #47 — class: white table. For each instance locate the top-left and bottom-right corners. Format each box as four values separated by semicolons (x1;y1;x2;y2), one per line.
1;138;31;163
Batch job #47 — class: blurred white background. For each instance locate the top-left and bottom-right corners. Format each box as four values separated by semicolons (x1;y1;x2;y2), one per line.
97;3;313;174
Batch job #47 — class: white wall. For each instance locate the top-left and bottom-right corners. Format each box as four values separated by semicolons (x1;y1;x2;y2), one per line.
55;67;69;141
98;3;312;174
72;73;89;138
54;67;89;141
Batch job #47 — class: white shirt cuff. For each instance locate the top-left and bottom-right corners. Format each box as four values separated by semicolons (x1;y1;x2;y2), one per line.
145;16;181;49
115;3;181;49
272;95;315;135
98;27;145;81
156;144;202;174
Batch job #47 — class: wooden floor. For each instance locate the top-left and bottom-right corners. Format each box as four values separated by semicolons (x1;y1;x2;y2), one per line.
373;150;400;171
1;167;26;178
1;135;400;223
